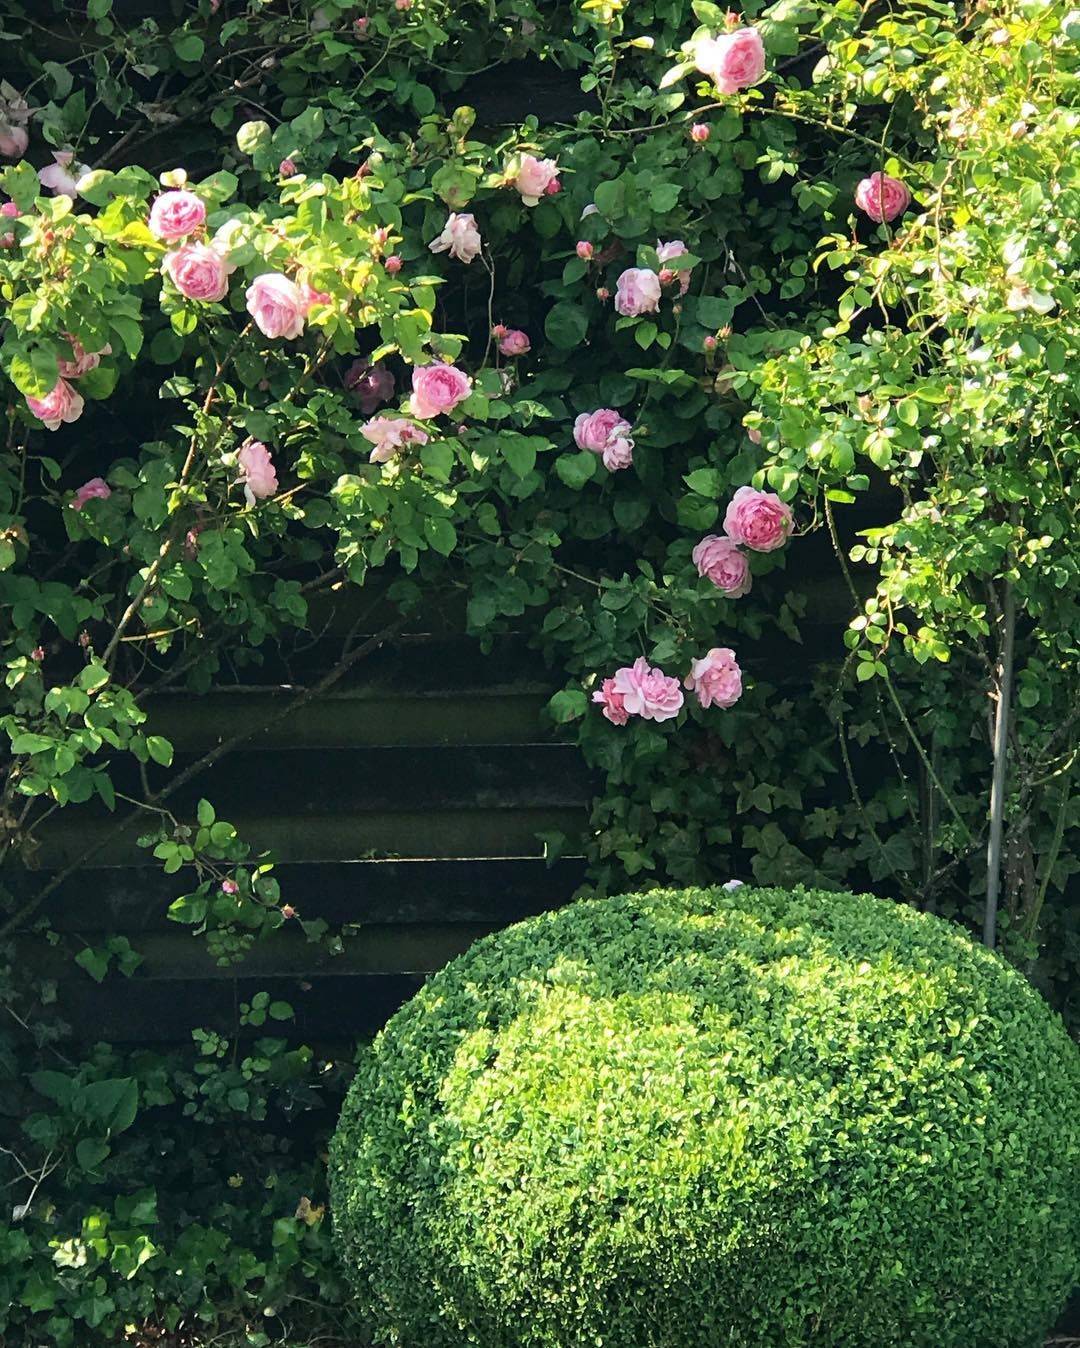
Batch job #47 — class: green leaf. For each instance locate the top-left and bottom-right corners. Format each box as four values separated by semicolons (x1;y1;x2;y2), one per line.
544;302;589;351
684;468;721;497
87;0;112;16
549;688;588;724
555;451;597;490
503;441;537;478
422;516;457;556
75;947;111;983
172;33;205;62
146;735;173;767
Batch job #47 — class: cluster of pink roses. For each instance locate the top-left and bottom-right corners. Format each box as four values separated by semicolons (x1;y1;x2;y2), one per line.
693;486;794;595
25;333;112;431
609;241;692;317
151;189;238;305
359;363;472;465
592;648;743;725
574;408;635;472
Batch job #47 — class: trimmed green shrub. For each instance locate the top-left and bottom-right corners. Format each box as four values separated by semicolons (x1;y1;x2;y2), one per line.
329;886;1080;1347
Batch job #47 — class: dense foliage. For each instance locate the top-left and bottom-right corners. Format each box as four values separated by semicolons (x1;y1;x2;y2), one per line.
331;884;1080;1348
0;0;1077;1341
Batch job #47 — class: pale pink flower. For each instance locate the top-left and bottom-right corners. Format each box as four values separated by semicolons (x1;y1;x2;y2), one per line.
221;879;239;895
512;154;559;206
71;477;111;510
245;273;307;339
573;407;635;472
148;189;207;241
39;151;88;198
409;363;472;419
684;647;743;709
591;677;628;726
238;440;278;504
657;239;692;296
279;158;297;177
385;254;403;273
27;379;83;431
854;172;910;224
498;328;531;357
344;361;395;413
576;240;594;260
0;202;17;217
57;335;112;379
164;242;232;301
615;267;662;317
361;416;429;464
612;657;684;722
0;124;27;158
690;123;710;143
723;485;793;552
692;535;752;597
428;212;482;264
695;27;766;94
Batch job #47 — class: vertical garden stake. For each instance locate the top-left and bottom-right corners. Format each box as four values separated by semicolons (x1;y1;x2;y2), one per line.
984;577;1016;950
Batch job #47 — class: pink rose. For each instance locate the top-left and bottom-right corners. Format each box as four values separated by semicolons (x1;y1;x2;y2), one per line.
164;242;232;302
684;647;743;710
148;189;207;241
0;124;27;159
245;273;307;339
722;485;793;552
591;677;628;726
385;254;403;274
0;202;17;217
573;407;635;471
361;416;430;464
690;123;710;143
692;535;752;597
695;27;767;94
238;440;278;504
615;267;662;317
854;171;911;224
279;158;297;177
57;335;112;379
657;239;692;296
612;657;684;723
344;360;395;413
409;363;473;419
576;240;594;260
39;150;87;198
428;212;482;264
71;477;111;510
26;379;84;431
512;154;559;206
498;328;531;357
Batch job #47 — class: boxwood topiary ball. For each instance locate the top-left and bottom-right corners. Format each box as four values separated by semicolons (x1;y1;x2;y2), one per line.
329;886;1080;1347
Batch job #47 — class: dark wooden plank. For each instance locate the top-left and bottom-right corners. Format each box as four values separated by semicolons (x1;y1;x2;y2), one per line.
42;857;587;933
52;973;425;1043
32;806;586;867
94;744;592;818
144;689;552;751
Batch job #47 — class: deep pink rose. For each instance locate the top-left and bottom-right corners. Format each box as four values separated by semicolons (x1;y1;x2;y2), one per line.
0;124;27;158
409;363;472;419
684;647;743;710
344;360;396;413
57;335;112;379
149;189;206;241
164;242;232;301
657;239;692;296
854;172;911;224
0;202;17;217
428;212;482;264
513;154;559;206
612;657;684;723
498;328;531;357
692;534;752;597
26;379;83;431
361;416;430;464
722;485;792;552
238;440;278;503
71;477;111;510
695;27;767;94
573;407;635;471
615;267;662;317
245;273;307;339
591;677;628;726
